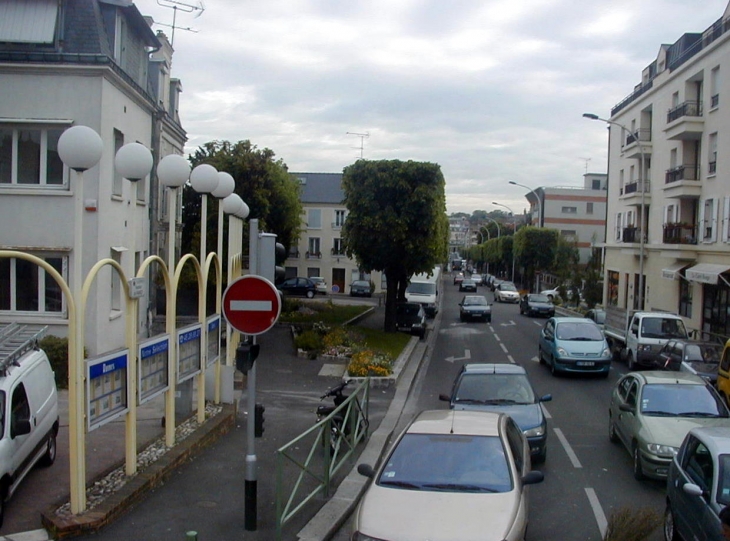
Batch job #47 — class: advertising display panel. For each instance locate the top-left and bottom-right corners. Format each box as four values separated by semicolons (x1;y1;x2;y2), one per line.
207;315;220;367
86;349;129;431
177;323;202;383
138;334;170;404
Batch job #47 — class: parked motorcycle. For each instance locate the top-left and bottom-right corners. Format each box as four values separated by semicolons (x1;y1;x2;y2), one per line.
316;380;368;456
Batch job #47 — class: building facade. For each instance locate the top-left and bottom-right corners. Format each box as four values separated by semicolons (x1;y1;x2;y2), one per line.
0;0;186;354
601;1;730;340
287;173;384;294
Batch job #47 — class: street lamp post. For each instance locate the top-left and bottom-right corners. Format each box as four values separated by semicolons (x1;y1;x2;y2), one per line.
57;125;103;514
493;202;516;283
584;113;647;310
509;180;542;227
484;217;501;238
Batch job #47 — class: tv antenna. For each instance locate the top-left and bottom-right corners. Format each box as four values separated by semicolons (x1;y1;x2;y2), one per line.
346;132;369;159
579;157;591;173
156;0;205;46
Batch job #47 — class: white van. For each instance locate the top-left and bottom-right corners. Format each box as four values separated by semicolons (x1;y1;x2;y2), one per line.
0;324;59;527
405;266;441;317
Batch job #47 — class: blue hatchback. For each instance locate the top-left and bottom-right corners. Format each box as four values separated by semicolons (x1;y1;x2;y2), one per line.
538;317;611;377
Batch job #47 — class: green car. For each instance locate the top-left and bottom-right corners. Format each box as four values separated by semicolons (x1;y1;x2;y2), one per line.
608;371;730;480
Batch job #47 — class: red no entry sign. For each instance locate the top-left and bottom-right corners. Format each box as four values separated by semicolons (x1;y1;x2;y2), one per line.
222;275;281;335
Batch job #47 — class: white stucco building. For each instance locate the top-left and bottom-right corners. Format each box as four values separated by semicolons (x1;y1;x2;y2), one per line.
0;0;187;355
600;1;730;340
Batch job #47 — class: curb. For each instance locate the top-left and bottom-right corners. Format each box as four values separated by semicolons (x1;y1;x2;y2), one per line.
39;405;235;539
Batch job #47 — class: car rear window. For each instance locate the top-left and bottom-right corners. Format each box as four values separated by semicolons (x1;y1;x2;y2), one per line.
640;384;728;417
555;322;604;341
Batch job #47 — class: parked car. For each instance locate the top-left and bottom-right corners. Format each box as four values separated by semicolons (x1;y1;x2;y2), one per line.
353;410;544;541
664;426;730;541
453;272;465;285
490;278;505;292
349;280;372;297
655;339;722;384
495;282;520;303
538;317;611;377
717;339;730;408
395;302;426;339
458;295;492;323
608;371;730;480
471;274;483;286
519;294;555;318
439;363;552;463
277;277;317;298
309;276;328;295
459;279;477;293
584;308;606;330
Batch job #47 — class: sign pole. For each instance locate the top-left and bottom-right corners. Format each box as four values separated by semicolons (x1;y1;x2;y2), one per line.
245;218;258;531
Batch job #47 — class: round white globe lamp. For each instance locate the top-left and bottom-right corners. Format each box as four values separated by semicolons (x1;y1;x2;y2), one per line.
157;154;190;187
212;172;235;199
115;143;153;182
58;125;103;171
190;163;219;193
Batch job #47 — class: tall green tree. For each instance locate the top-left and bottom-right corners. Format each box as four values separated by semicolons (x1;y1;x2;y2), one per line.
514;227;559;291
341;159;448;332
182;140;302;281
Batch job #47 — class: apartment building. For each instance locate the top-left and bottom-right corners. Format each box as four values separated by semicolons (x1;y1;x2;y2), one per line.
0;0;186;354
601;1;730;340
287;172;384;294
528;173;608;265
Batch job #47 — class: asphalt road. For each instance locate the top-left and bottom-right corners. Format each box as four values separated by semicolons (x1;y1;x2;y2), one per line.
334;278;666;541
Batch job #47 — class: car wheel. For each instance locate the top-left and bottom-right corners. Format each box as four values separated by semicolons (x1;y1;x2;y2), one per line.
663;504;678;541
538;346;545;365
39;431;57;467
608;414;619;443
633;443;646;480
627;351;637;371
460;315;465;322
550;356;558;376
486;317;491;323
534;446;546;464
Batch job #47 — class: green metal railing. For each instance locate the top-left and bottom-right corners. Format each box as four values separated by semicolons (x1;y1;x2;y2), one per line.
274;379;370;540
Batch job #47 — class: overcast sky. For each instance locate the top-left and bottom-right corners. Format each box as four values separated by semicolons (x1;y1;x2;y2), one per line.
137;0;728;215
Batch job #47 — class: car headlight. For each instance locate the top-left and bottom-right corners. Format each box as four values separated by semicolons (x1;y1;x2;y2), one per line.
557;347;568;357
638;344;653;352
646;443;678;458
601;347;610;357
352;532;388;541
524;425;545;437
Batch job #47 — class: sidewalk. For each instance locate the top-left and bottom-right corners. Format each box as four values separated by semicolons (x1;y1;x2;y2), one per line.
2;299;427;541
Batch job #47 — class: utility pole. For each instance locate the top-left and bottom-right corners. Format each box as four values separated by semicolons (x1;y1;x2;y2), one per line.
346;132;369;159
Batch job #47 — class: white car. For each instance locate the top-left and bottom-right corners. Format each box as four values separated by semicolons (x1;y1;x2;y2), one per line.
352;410;543;541
495;282;520;303
310;276;328;295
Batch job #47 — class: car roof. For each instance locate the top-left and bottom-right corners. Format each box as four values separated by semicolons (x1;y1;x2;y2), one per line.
632;370;709;385
551;317;598;324
686;427;730;455
461;363;526;375
407;409;503;437
462;295;488;302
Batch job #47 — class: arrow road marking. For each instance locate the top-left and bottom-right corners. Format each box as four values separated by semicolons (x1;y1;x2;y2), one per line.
230;300;272;311
445;349;471;363
500;320;516;327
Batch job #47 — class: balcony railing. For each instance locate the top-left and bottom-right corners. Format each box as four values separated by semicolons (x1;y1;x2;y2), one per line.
288;249;300;258
622;226;638;243
625;129;651;147
665;163;699;184
667;101;702;123
623;179;650;195
305;251;322;259
331;248;346;257
331;221;345;229
663;222;697;245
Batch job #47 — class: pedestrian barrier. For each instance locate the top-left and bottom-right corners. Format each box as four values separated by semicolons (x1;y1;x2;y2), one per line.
274;379;370;540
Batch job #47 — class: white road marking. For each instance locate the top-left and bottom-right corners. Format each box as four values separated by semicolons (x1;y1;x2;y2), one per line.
499;343;508;353
230;300;272;311
541;404;552;419
445;349;471;363
500;320;516;327
530;355;540;363
493;333;501;342
507;355;515;364
554;428;582;468
585;488;608;538
533;320;543;326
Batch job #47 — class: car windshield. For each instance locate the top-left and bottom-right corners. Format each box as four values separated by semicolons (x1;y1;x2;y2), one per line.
685;344;721;363
407;283;436;295
397;304;421;316
463;296;488;307
718;454;730;506
454;373;536;405
353;281;369;287
500;284;517;292
640;384;728;417
640;317;688;339
377;433;512;493
529;295;550;303
555;322;604;341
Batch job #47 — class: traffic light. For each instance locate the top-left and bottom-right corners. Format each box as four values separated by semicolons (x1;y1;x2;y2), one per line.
235;340;260;374
274;242;286;284
254;403;265;437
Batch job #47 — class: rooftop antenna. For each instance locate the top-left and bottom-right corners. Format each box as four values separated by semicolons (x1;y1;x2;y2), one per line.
156;0;204;46
579;157;591;174
346;131;369;159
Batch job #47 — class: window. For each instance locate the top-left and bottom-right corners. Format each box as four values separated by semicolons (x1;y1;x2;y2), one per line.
711;66;720;108
586;202;594;214
307;237;321;257
560;230;577;241
592;178;601;190
615;212;623;241
723;197;730;243
111;248;123;312
679;273;692;318
334;210;346;228
561;206;577;214
0;125;65;186
112;129;124;197
333;238;344;255
307;209;322;229
0;254;66;314
607;271;619;306
701;198;717;242
709;132;718;175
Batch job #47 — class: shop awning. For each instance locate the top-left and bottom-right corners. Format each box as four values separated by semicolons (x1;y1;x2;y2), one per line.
661;263;690;281
685;263;730;285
